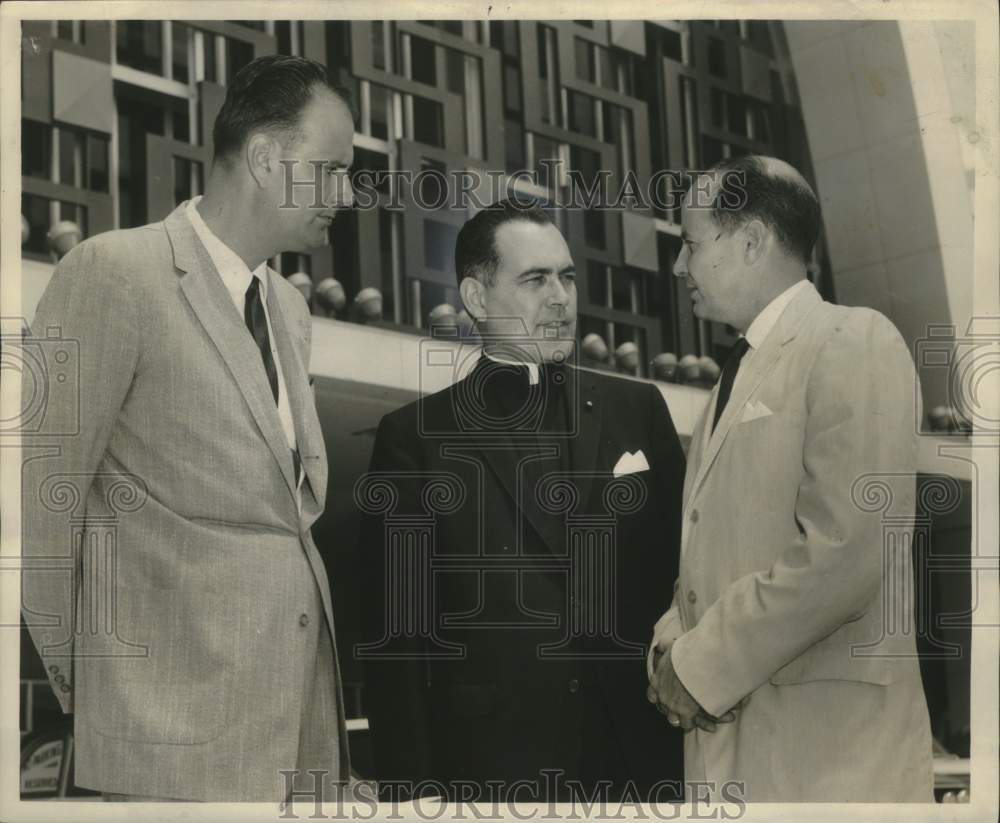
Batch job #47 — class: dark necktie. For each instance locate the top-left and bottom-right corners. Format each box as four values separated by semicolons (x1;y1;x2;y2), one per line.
245;277;302;485
244;277;279;405
712;337;750;434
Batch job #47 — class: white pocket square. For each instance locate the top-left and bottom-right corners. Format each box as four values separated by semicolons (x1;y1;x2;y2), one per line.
613;449;650;477
740;400;773;423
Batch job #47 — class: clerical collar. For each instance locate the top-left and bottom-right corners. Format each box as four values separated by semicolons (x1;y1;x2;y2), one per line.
484;352;540;385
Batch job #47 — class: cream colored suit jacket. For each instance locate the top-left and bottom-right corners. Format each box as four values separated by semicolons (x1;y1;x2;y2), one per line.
21;201;349;800
650;282;933;802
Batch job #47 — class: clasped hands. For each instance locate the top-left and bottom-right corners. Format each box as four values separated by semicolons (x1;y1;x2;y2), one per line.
646;642;736;732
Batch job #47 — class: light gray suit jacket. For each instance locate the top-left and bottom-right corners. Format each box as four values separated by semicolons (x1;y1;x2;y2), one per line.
650;282;933;802
21;201;349;800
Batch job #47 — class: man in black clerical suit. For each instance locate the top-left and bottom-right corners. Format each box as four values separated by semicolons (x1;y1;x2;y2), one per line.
358;201;686;802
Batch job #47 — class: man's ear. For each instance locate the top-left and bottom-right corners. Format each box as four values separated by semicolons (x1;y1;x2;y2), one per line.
459;276;487;322
743;219;767;265
246;133;274;188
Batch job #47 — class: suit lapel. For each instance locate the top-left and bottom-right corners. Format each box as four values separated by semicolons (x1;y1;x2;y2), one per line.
165;204;297;502
687;284;823;508
265;273;328;515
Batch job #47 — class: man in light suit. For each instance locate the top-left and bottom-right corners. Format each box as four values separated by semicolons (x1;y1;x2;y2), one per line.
646;155;934;802
360;202;687;802
20;55;354;801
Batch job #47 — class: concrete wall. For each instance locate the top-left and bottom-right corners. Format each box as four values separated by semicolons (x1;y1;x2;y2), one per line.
784;20;976;411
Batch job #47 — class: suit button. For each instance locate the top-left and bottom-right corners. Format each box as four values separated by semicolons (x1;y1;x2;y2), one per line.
687;590;697;605
48;665;58;674
690;509;699;523
54;674;65;684
60;684;71;693
298;613;310;627
568;678;580;694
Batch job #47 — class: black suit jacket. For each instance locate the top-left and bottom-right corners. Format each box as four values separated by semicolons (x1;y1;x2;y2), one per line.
358;357;685;799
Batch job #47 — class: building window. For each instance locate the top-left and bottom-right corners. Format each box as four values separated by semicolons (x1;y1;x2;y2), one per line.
587;260;608;307
727;94;749;138
171;22;190;83
505;118;526;170
503;62;523;116
575;38;595;83
602;102;634;174
747;21;775;57
227;38;255;83
379;207;401;324
116;21;164;75
569;144;601;182
409;95;444;148
203;32;217;82
537;25;559;126
354;147;391;199
707;37;727;79
408;35;437;86
173;156;203;205
53;20;85;45
422;219;460;272
369;21;385;69
531;133;561;184
661;28;682;62
584;209;605;250
116;84;168;228
21;120;52;180
568;91;597;138
490;21;520;58
364;82;393;141
702;136;726;166
611;267;642;313
22;121;109;193
276;21;303;57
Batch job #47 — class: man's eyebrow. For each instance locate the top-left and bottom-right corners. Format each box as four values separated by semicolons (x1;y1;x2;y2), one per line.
517;265;576;279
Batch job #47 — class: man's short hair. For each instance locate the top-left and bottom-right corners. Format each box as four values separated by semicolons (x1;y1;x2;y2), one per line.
454;200;555;287
212;54;355;166
703;155;821;263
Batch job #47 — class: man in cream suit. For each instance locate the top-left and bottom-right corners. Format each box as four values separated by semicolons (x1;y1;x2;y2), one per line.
21;55;354;801
646;155;933;802
361;202;687;801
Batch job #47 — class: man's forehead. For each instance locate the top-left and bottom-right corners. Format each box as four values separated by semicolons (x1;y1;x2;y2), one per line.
494;220;572;270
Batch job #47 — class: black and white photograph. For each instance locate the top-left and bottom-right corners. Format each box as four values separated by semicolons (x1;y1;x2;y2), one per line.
0;1;997;820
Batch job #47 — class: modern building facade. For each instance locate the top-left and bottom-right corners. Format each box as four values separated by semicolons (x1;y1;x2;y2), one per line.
20;18;836;376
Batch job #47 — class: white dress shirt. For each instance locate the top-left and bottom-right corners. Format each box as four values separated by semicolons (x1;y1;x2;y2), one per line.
704;279;810;446
186;197;304;504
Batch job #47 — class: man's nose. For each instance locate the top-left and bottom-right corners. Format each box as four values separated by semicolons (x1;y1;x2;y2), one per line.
330;174;354;208
672;246;688;278
548;276;571;308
